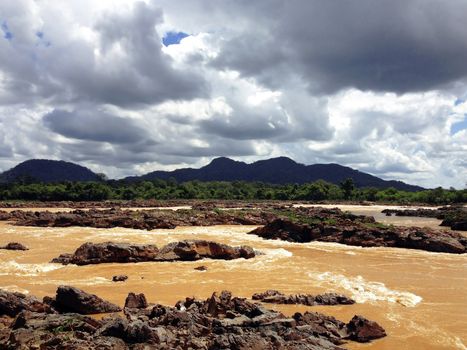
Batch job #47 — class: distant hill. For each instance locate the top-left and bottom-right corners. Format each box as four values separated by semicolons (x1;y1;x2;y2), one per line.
0;159;102;183
125;157;424;191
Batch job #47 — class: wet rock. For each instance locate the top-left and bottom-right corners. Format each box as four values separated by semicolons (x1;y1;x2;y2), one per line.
54;285;121;314
0;290;52;317
51;242;159;265
252;290;355;306
0;289;385;349
155;240;255;261
124;293;148;309
382;206;467;231
51;240;256;265
0;242;28;250
112;275;128;282
346;315;386;342
250;219;467;254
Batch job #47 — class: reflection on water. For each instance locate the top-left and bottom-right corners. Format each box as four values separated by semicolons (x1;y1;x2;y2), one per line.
0;206;466;350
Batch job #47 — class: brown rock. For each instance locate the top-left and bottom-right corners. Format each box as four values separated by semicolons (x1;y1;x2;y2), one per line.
54;285;121;314
124;293;148;309
112;275;128;282
0;242;28;251
0;290;51;317
252;290;355;306
346;315;387;342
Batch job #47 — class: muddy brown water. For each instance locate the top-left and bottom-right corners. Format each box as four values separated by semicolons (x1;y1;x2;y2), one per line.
0;205;466;349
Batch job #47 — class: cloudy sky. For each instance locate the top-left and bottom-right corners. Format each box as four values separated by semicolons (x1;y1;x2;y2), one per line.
1;0;466;188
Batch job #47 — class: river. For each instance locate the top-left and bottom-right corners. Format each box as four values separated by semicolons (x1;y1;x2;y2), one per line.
0;205;466;349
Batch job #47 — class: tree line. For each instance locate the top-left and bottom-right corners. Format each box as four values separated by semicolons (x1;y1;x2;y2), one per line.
0;178;465;204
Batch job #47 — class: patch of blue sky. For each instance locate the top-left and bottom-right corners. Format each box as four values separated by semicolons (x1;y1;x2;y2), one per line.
162;31;189;46
1;21;13;40
36;31;51;47
451;115;467;135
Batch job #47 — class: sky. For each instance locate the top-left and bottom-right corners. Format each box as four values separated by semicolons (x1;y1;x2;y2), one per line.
0;0;466;188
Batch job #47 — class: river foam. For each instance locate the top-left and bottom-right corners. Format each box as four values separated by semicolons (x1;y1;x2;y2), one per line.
309;271;423;307
0;261;64;276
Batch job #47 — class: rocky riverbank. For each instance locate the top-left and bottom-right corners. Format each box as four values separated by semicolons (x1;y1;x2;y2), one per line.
51;240;256;265
382;206;467;231
0;208;276;229
0;287;386;349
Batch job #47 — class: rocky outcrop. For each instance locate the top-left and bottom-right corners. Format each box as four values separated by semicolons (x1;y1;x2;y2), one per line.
4;207;275;230
0;289;386;349
124;293;148;309
52;240;256;265
155;240;255;261
51;242;159;265
0;290;52;317
52;286;121;314
0;242;28;250
249;218;467;254
382;206;467;231
252;290;355;306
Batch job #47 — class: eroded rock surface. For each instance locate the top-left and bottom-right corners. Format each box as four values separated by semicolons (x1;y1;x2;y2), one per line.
52;240;256;265
252;290;355;306
0;289;386;349
249;218;467;254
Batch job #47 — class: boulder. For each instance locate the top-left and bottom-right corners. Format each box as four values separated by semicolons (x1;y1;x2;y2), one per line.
54;285;121;314
346;315;387;342
112;275;128;282
0;290;51;317
124;293;148;309
0;242;28;251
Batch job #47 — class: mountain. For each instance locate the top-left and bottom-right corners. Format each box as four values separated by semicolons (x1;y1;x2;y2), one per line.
0;159;102;183
125;157;424;191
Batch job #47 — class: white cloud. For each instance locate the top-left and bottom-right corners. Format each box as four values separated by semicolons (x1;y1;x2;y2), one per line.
0;0;466;188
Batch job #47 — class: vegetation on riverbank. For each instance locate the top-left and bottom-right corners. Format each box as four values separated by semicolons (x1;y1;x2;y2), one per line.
0;178;465;204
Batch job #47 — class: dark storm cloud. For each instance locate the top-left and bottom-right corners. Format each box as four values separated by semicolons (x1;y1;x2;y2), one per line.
0;1;207;107
43;109;150;144
213;0;467;94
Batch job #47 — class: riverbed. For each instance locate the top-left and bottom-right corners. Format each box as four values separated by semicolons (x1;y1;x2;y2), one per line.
0;205;466;349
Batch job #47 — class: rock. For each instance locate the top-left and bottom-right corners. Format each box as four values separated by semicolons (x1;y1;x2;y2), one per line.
249;218;467;254
124;293;148;309
0;242;28;250
346;315;387;342
248;218;319;243
0;290;52;317
156;240;256;261
252;290;355;306
54;285;121;314
194;265;208;271
51;241;159;265
112;275;128;282
0;289;385;349
52;240;256;265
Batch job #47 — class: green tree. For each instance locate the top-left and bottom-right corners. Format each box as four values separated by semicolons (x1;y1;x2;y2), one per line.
340;178;355;200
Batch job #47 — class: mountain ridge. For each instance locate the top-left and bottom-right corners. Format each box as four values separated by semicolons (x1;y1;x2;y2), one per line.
0;157;424;191
0;159;102;183
124;157;424;191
